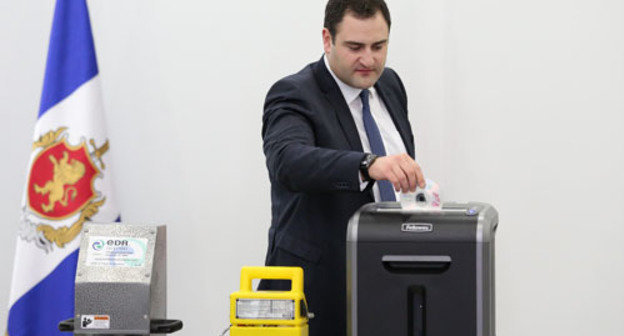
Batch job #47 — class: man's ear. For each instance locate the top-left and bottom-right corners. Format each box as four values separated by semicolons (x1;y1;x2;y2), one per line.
322;28;332;55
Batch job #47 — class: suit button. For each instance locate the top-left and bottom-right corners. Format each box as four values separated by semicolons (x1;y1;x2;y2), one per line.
335;182;348;189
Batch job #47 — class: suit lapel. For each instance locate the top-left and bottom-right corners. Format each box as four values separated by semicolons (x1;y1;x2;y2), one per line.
312;58;363;152
374;79;415;157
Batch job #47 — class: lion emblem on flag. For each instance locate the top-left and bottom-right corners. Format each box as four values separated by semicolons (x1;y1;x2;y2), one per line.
18;126;110;252
34;151;86;213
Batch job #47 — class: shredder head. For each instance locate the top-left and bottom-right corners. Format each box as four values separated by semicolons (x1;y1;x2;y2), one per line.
58;223;182;335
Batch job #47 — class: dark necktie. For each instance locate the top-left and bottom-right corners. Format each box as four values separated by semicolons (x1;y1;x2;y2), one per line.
360;89;396;201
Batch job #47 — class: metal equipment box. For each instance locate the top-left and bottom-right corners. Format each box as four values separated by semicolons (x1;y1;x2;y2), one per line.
347;202;498;336
73;223;167;335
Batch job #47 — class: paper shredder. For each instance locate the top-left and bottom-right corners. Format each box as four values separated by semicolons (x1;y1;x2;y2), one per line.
347;202;497;336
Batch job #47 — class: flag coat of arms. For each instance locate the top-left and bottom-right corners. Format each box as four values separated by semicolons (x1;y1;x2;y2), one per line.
7;1;120;335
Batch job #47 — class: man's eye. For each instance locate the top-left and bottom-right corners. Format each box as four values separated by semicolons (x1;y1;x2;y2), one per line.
372;44;384;51
348;45;361;51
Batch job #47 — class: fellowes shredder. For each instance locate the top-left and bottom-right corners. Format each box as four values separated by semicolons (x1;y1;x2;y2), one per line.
347;202;498;336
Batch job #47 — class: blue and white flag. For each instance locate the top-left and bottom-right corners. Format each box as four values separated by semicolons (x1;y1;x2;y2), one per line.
7;1;119;335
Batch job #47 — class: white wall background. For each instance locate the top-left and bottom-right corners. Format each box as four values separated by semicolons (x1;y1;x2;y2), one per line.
1;0;623;335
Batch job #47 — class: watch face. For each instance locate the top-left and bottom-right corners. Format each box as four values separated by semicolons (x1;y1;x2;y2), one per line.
360;154;375;181
366;154;376;166
361;155;371;166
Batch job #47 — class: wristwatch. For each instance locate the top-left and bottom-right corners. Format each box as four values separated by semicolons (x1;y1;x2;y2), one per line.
359;154;378;182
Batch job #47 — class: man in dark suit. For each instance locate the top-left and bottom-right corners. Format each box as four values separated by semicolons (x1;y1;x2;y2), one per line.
261;1;425;335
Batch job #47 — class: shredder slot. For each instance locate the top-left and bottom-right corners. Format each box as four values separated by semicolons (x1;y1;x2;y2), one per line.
382;255;451;274
408;286;426;336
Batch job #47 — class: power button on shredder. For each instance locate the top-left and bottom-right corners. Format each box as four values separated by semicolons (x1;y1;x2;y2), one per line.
466;207;479;216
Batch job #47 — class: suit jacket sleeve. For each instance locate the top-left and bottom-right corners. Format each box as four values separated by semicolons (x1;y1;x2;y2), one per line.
262;78;366;193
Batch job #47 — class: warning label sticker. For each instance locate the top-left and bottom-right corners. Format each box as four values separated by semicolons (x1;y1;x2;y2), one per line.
81;315;110;329
86;236;148;267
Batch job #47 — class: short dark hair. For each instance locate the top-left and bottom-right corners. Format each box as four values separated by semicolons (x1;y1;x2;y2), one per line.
324;0;391;40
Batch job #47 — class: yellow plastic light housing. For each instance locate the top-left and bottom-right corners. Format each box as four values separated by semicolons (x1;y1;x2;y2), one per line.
230;266;309;336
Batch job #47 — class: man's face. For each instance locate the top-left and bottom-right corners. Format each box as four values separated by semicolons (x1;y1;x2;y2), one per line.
323;10;389;89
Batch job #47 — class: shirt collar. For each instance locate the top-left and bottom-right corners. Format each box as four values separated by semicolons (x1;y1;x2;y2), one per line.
324;54;376;105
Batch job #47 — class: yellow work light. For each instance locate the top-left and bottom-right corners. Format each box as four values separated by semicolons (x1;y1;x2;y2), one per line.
230;266;311;336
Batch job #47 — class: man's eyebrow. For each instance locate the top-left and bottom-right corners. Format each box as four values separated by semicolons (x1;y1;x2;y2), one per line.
343;39;388;46
344;41;365;46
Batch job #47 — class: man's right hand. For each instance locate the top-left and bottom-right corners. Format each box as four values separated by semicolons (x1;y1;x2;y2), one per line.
368;153;425;193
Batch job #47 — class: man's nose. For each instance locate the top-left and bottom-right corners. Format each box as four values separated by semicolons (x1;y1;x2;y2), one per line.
359;49;375;68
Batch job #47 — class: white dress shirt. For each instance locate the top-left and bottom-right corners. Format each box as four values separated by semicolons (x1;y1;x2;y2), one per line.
324;55;408;201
